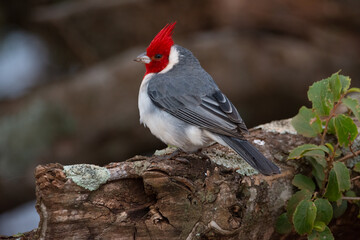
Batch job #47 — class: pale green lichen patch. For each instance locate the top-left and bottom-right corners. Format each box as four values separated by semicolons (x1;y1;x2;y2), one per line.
63;164;110;191
154;146;177;156
204;148;258;176
255;118;297;135
132;161;151;175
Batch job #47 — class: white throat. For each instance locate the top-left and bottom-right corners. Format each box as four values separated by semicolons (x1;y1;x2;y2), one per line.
159;45;179;74
138;46;179;124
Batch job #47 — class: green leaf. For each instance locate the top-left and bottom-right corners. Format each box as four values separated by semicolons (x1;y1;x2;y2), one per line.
324;169;341;201
347;87;360;93
292;106;323;137
308;226;334;240
308;158;325;189
314;198;333;225
303;149;326;159
304;150;327;168
329;72;350;97
286;189;313;221
342;97;360;121
328;72;342;102
313;221;326;232
327;118;336;135
288;144;329;160
306;72;350;117
275;213;293;234
354;162;360;173
293;200;317;235
333;114;358;147
325;143;334;153
332;200;347;218
292;174;316;192
333;162;351;191
308;79;334;116
338;73;351;94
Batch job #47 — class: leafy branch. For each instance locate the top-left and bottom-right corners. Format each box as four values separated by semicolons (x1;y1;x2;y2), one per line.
276;72;360;239
320;94;345;145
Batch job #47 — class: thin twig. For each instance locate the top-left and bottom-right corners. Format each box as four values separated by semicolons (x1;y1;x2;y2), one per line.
321;113;335;145
321;144;338;195
312;192;318;200
342;196;360;201
338;149;360;162
351;176;360;181
349;138;356;156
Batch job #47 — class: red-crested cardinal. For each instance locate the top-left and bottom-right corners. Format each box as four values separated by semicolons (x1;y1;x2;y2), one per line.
134;23;280;175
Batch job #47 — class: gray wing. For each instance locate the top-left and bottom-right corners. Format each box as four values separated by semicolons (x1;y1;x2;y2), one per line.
147;69;248;138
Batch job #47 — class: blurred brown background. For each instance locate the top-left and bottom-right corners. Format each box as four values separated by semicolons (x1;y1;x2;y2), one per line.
0;0;359;234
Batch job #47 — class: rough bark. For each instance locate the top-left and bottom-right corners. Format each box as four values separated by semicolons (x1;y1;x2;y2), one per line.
1;119;359;239
25;120;311;240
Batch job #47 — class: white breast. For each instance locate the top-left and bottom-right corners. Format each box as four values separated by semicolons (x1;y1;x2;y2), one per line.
138;73;184;147
138;73;154;125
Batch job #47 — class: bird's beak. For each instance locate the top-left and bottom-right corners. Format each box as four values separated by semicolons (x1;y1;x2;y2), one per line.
134;52;151;64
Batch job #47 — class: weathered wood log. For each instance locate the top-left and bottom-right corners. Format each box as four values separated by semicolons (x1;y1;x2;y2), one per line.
30;120;310;240
2;119;359;239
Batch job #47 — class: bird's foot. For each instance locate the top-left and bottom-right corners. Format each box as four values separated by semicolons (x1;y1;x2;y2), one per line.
156;148;181;160
166;148;182;159
159;148;192;164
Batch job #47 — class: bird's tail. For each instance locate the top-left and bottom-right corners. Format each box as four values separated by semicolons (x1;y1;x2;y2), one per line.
220;136;280;175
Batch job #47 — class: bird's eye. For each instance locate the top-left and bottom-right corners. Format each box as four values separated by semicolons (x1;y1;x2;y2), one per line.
154;54;163;59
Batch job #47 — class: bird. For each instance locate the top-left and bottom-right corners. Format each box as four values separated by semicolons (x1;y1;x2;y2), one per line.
134;22;280;175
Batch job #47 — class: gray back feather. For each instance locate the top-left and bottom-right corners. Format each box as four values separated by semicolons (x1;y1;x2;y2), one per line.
148;45;248;137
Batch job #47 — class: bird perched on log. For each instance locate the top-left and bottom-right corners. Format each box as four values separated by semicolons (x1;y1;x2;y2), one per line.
134;22;280;175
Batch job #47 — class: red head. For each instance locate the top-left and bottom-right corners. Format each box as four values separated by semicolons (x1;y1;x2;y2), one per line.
135;22;176;75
